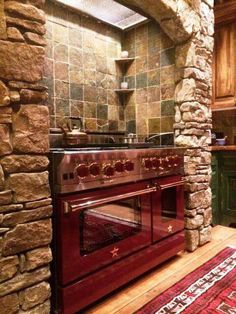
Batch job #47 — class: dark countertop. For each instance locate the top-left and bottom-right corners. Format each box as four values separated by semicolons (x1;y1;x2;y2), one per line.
210;145;236;151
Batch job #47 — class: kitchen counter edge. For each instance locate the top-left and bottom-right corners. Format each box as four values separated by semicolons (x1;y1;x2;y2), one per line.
210;145;236;151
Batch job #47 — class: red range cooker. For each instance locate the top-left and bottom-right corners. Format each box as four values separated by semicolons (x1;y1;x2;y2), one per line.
50;146;185;314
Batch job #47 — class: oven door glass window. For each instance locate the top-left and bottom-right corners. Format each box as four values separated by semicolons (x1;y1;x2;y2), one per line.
161;187;177;221
79;197;141;255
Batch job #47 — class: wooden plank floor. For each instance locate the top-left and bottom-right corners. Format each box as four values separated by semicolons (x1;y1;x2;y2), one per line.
85;225;236;314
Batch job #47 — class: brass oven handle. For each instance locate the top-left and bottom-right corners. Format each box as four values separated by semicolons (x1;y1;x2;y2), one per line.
63;186;157;214
156;179;186;190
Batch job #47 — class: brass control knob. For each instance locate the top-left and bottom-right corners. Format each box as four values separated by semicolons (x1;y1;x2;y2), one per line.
115;161;125;173
103;164;115;177
89;163;100;177
143;158;152;170
162;156;170;168
125;160;134;172
76;164;89;178
151;157;160;169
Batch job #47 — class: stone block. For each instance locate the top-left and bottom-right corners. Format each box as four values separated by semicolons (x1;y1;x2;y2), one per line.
5;171;50;203
0;204;23;214
184;182;209;193
0;155;49;173
175;134;199;147
12;105;49;153
24;198;51;209
175;78;196;103
5;1;45;24
0;256;19;283
0;40;45;82
185;214;204;229
8;81;47;91
2;219;52;256
9;91;20;103
0;124;12;156
186;187;211;209
203;207;212;226
0;294;19;313
24;32;46;46
20;89;48;103
7;27;24;42
0;165;4;190
0;190;12;205
23;300;50;314
0;81;10;106
2;205;52;227
0;0;7;39
0;228;10;235
19;282;50;310
185;229;199;252
0;266;50;297
199;225;212;246
22;247;52;271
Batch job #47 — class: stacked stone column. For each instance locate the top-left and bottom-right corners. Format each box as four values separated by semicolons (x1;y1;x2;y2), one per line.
174;0;214;251
0;0;52;312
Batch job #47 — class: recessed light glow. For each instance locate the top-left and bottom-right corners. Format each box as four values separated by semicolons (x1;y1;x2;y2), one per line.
53;0;148;30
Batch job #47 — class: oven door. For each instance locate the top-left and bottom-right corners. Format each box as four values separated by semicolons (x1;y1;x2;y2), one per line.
56;181;153;285
152;175;184;242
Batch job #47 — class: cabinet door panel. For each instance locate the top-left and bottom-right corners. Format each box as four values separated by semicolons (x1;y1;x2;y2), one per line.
220;171;236;226
213;21;236;109
215;24;235;98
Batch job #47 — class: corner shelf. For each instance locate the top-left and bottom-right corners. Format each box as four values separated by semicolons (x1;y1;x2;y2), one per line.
114;89;135;94
114;89;134;105
115;57;135;64
114;57;135;105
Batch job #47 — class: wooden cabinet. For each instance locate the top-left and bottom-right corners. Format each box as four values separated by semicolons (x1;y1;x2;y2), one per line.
211;152;236;227
212;2;236;110
219;153;236;227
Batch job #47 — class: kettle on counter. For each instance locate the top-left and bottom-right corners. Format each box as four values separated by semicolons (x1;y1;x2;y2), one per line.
60;117;88;146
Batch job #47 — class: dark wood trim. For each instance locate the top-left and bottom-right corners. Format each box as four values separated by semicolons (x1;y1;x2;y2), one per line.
215;1;236;24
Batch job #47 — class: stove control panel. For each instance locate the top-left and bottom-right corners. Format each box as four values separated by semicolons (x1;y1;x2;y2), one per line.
142;154;181;171
51;147;185;193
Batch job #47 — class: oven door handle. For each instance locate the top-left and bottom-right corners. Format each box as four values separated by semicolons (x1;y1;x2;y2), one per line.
63;185;157;214
156;179;186;190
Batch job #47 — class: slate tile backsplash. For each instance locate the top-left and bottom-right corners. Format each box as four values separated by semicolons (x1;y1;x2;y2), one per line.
45;1;176;139
123;21;176;139
45;1;122;131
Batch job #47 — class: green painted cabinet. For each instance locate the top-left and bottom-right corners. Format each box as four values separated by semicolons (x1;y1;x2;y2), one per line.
211;152;236;227
211;154;219;225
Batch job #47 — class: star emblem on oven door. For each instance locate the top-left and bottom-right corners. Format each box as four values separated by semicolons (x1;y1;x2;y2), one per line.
168;225;173;233
110;246;119;258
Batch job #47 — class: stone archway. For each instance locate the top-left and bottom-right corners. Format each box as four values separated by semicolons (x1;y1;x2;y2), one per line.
117;0;214;251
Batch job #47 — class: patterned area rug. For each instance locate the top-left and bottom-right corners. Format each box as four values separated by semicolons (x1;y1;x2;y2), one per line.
136;247;236;314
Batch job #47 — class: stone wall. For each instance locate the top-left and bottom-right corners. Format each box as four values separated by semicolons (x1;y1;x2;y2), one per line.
0;0;52;312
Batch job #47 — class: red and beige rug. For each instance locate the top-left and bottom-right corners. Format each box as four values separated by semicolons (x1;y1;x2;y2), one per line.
136;247;236;314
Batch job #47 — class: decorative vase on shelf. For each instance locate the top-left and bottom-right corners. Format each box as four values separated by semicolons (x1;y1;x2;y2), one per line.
121;50;129;58
121;81;128;89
